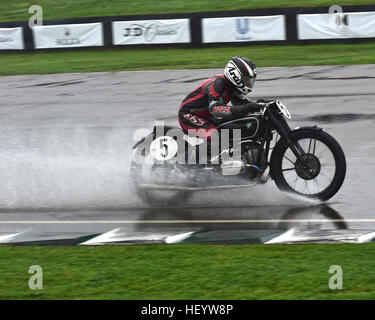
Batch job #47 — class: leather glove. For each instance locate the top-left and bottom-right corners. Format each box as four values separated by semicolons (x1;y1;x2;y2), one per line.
231;101;263;117
245;101;263;113
257;99;276;104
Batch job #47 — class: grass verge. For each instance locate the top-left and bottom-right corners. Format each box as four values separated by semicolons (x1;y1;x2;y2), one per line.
1;0;375;22
1;42;375;76
1;243;375;299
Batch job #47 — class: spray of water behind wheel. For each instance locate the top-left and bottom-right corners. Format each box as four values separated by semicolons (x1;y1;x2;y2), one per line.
0;126;140;210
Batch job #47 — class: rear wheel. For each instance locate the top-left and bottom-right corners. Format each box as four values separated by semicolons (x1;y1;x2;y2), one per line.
130;144;191;206
270;129;346;201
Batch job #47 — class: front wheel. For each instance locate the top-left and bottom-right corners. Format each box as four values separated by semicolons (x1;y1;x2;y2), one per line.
270;129;346;201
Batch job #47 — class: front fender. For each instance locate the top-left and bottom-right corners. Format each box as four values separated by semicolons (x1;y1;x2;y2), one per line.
292;125;322;132
273;125;323;150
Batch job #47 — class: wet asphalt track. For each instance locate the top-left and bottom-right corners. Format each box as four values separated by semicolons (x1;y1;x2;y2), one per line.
0;65;374;244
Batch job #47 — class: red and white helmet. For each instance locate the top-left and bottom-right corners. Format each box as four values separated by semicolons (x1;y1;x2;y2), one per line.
224;56;257;96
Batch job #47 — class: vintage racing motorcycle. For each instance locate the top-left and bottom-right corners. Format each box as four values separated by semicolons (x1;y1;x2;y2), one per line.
130;101;346;205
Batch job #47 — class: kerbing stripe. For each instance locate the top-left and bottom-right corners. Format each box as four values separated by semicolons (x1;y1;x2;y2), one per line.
2;219;375;223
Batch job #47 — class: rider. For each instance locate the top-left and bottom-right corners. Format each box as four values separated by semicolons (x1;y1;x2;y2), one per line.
178;56;270;140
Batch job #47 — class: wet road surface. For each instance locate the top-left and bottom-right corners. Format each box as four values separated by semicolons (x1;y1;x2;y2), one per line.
0;65;374;244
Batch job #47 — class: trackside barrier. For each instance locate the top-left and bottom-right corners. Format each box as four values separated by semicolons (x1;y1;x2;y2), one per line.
0;5;375;52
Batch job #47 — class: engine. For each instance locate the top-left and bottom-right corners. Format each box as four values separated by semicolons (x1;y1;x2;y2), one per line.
242;142;266;179
219;141;266;178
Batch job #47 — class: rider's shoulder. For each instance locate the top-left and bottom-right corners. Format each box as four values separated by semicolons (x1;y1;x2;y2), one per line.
203;75;227;94
210;75;227;88
214;75;226;83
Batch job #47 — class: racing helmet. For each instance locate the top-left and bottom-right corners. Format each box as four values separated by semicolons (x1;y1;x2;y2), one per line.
224;56;257;96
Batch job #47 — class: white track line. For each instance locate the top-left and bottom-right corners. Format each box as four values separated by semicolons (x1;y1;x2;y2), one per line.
0;219;373;224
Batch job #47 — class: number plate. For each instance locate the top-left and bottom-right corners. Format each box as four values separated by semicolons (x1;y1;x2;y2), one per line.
150;136;178;161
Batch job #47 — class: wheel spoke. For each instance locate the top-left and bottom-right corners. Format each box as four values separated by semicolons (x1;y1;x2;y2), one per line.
307;138;317;155
283;155;295;165
303;180;308;194
281;136;337;196
314;178;319;194
293;175;299;190
312;139;317;155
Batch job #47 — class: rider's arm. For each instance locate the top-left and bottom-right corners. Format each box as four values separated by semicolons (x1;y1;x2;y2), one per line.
231;94;249;107
208;98;232;117
204;77;233;117
230;94;263;117
205;78;263;117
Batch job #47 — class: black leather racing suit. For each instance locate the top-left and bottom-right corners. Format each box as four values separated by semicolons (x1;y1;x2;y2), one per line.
178;74;262;139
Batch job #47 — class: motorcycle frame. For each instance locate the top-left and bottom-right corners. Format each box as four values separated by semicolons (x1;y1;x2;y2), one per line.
240;105;320;174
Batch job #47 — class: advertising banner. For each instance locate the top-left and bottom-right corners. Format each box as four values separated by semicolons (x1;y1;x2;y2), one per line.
112;19;191;45
0;27;24;50
298;12;375;39
202;15;286;43
33;23;103;49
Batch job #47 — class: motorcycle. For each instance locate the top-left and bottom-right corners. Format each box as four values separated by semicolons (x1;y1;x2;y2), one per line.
130;100;346;205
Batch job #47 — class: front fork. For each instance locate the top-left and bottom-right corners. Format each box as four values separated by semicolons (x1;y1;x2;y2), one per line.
266;110;307;165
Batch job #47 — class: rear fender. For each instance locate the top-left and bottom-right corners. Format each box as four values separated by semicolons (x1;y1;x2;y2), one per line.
132;124;182;149
132;136;146;149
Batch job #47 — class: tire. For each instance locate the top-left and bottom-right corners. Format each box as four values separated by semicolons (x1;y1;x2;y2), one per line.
130;144;191;206
270;129;346;201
